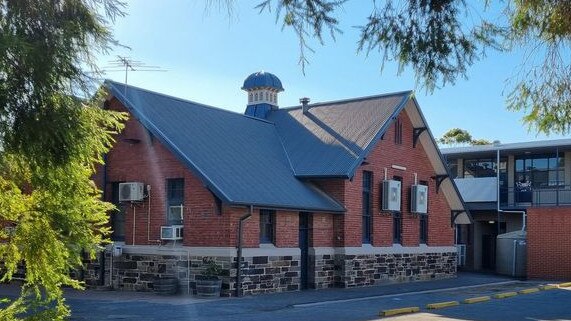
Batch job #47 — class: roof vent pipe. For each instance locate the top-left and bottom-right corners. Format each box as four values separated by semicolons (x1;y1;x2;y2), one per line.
300;97;310;114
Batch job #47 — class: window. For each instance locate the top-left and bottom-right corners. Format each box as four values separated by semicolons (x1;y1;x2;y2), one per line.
265;92;269;101
463;158;506;178
515;153;564;188
362;171;373;244
110;182;125;241
166;178;184;225
419;215;428;244
260;210;275;244
255;92;258;101
249;93;253;103
392;176;402;244
447;158;458;179
394;118;403;145
393;212;402;244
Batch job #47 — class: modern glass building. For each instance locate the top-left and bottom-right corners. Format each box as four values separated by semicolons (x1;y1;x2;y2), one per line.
442;139;571;271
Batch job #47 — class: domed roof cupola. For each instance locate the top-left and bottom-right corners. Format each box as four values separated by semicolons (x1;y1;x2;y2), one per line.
241;71;284;119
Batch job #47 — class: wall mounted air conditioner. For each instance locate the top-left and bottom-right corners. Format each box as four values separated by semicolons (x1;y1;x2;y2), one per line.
160;225;183;240
411;185;428;214
168;205;184;221
118;182;145;202
382;180;401;211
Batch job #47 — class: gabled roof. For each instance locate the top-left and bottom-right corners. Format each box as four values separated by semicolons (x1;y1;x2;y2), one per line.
105;80;344;213
104;80;468;220
269;92;411;178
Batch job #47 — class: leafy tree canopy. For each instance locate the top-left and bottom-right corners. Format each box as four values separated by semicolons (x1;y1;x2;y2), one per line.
252;0;571;134
439;128;498;146
0;1;126;319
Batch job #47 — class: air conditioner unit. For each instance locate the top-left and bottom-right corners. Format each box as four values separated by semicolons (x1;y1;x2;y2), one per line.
160;225;183;240
382;180;401;211
118;182;145;202
168;205;184;222
411;185;428;214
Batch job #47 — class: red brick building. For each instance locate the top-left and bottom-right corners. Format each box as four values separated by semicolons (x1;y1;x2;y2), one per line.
89;72;470;296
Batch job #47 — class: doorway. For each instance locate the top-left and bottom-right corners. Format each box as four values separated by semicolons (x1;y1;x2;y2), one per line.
299;212;310;290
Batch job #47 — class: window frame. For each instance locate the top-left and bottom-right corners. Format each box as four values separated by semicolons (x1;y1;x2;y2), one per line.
259;209;276;244
394;118;403;145
166;178;185;225
362;171;373;244
392;175;403;244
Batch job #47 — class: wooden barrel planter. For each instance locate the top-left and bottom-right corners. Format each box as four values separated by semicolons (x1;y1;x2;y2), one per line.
153;276;179;296
195;279;222;297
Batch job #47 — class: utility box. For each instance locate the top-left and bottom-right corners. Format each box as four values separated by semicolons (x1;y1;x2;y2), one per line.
496;230;527;277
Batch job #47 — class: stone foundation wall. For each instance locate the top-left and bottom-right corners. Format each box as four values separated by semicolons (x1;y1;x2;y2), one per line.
335;251;457;287
240;255;300;295
83;247;456;296
310;254;336;289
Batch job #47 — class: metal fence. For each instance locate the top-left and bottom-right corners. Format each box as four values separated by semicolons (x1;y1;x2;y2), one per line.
500;185;571;207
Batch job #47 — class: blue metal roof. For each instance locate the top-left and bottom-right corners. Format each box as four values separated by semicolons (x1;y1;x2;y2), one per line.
242;71;284;91
105;80;344;213
267;92;411;178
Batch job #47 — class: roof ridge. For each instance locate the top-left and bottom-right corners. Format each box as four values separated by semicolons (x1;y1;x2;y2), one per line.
279;90;413;111
105;79;270;123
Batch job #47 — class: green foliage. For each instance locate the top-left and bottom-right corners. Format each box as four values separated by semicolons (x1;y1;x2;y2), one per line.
439;128;497;146
438;128;472;146
255;0;344;70
251;0;571;134
0;0;126;319
202;259;223;280
506;1;571;134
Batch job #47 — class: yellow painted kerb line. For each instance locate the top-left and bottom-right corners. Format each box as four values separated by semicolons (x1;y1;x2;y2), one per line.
493;292;518;299
519;288;540;294
539;285;558;290
426;301;459;309
380;307;420;317
559;282;571;288
463;296;491;304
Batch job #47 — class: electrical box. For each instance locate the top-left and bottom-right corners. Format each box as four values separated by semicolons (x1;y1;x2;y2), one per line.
382;180;401;211
168;205;184;222
118;182;145;202
160;225;183;240
411;185;428;214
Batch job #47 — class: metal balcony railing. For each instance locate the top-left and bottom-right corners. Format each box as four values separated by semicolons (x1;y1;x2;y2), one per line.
500;185;571;207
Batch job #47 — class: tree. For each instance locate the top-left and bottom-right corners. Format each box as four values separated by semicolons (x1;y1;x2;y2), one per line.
253;0;571;134
0;1;126;320
438;128;473;146
438;128;498;146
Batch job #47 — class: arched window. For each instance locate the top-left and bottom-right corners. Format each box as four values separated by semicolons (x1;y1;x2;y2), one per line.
255;93;258;101
265;92;269;101
249;93;253;103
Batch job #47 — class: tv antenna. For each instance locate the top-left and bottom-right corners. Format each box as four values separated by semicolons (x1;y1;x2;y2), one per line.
102;56;166;84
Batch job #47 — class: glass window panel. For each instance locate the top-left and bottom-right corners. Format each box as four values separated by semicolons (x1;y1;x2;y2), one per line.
532;171;548;188
533;158;548;170
516;159;524;171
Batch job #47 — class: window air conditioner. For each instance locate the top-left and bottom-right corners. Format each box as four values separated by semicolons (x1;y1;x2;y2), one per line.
411;185;428;214
160;225;183;240
382;180;401;211
168;205;184;221
118;182;145;202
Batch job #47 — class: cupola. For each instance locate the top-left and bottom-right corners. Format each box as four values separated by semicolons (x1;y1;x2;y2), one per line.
242;71;284;119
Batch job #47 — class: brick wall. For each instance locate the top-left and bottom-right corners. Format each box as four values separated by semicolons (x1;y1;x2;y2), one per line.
317;108;454;248
527;206;571;280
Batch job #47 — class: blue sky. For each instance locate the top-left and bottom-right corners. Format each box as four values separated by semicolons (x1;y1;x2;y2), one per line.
96;1;567;143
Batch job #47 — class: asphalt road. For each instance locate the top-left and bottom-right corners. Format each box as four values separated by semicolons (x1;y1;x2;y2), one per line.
2;274;570;320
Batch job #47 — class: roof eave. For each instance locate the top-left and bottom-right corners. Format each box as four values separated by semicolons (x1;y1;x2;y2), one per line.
346;91;413;179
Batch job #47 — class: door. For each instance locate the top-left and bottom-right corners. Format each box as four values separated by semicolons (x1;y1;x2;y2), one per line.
299;212;310;290
482;234;496;270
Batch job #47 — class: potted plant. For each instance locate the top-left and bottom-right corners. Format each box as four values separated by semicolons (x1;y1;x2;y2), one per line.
195;259;223;297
